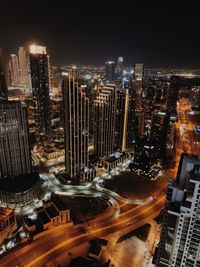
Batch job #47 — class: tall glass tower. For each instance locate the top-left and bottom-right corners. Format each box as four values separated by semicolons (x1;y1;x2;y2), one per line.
29;45;51;141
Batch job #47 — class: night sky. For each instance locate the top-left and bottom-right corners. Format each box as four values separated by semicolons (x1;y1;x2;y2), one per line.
1;1;200;67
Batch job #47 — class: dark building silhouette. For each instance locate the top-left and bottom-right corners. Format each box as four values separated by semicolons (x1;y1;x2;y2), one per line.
29;45;51;141
105;61;116;82
166;76;179;114
0;101;32;178
0;48;8;101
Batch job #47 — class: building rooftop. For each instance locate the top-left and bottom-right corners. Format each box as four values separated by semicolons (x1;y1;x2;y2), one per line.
45;205;59;219
89;242;101;256
52;195;68;211
37;209;50;225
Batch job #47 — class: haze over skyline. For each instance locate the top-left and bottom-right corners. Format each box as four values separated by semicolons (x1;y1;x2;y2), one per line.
1;1;200;68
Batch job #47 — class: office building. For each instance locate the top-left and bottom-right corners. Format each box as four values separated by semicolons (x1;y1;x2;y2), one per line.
62;72;91;182
0;101;41;207
105;61;116;82
94;84;116;159
0;207;17;245
135;109;145;138
115;88;135;151
166;76;179;114
0;48;8;101
29;44;51;141
150;110;170;160
190;86;200;111
156;152;200;267
0;101;32;178
116;56;123;79
7;54;20;87
7;47;30;89
71;65;80;81
133;63;144;110
18;46;30;88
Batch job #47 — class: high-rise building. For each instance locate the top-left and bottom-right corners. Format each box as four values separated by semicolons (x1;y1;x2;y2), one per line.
29;44;51;141
71;66;80;81
7;47;30;89
166;76;179;114
62;72;91;182
134;63;143;81
133;63;144;110
94;84;116;159
116;57;123;79
136;109;145;138
105;61;116;82
0;101;32;178
156;152;200;267
189;86;200;111
18;46;30;88
115;88;135;151
150;110;170;160
0;48;8;101
7;54;20;87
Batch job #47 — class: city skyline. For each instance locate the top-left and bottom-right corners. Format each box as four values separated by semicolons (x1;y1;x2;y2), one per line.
1;3;200;265
1;1;200;67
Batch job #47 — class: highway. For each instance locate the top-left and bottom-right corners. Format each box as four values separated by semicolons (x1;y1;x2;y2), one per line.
0;99;192;267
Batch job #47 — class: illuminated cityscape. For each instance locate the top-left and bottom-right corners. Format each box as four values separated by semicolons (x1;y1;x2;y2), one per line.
0;2;200;267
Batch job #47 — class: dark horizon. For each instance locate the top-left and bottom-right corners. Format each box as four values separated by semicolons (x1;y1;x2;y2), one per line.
1;1;200;68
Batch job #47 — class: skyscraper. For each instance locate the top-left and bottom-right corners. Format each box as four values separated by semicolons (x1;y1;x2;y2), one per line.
134;63;143;81
156;152;200;267
150;110;170;160
18;46;30;88
62;72;90;182
0;48;7;101
133;63;144;110
116;57;123;79
7;54;20;87
94;84;116;159
0;101;32;178
115;88;135;151
29;45;51;141
7;47;30;89
105;61;116;82
166;76;179;114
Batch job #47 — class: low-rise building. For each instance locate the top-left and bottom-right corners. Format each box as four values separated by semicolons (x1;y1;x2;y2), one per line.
36;196;71;230
0;207;17;245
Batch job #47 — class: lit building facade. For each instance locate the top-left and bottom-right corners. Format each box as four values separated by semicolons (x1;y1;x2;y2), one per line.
62;72;91;182
29;45;51;141
115;88;135;151
156;152;200;267
133;63;144;110
18;46;30;88
7;54;20;87
190;86;200;111
94;84;116;159
0;101;32;178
